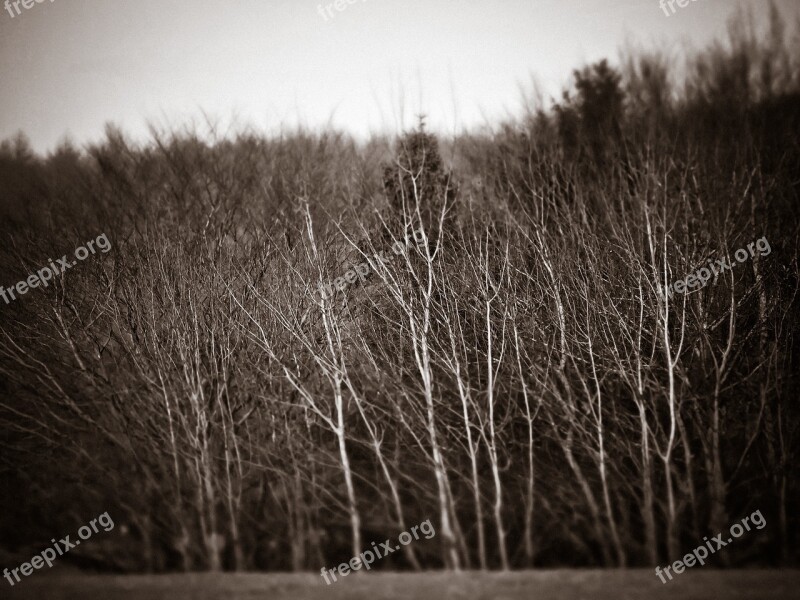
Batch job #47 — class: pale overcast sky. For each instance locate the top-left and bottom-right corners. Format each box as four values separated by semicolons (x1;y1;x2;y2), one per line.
0;0;796;153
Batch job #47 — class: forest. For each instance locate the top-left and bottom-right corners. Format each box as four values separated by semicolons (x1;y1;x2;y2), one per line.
0;5;798;575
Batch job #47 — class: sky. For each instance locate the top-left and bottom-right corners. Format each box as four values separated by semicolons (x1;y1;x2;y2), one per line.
0;0;797;154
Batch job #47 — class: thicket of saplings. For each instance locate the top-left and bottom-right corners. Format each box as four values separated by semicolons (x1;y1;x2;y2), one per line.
0;8;798;573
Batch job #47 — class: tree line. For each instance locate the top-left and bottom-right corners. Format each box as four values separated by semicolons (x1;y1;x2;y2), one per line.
0;5;798;572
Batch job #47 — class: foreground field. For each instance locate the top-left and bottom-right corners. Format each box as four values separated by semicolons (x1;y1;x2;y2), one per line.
5;570;800;600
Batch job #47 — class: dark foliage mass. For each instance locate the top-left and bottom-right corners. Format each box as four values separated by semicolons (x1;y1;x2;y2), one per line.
1;7;799;574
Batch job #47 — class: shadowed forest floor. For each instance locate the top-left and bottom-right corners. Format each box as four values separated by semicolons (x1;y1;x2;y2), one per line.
5;570;800;599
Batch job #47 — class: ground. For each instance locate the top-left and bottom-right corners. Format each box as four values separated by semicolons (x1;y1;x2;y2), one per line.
4;570;800;600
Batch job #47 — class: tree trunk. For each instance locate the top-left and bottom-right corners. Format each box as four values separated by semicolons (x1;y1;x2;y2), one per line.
639;405;658;565
335;382;362;558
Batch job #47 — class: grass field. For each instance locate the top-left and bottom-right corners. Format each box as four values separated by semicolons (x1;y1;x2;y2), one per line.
5;570;800;600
